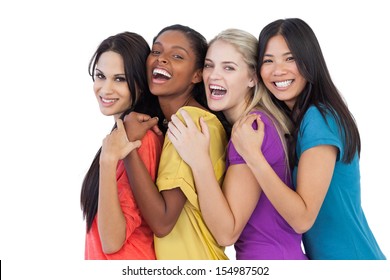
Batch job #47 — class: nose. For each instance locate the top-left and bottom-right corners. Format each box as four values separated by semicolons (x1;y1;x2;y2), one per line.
99;79;114;95
157;55;168;64
208;66;222;80
272;62;287;76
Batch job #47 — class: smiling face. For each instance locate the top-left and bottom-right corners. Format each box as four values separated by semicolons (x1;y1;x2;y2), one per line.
203;39;256;123
93;51;132;120
260;35;307;110
146;30;202;99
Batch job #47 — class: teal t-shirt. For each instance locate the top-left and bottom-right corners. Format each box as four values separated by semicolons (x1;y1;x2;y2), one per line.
293;106;386;260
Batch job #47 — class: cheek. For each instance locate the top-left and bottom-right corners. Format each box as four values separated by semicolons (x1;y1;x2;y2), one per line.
93;82;99;95
260;68;268;81
202;71;210;83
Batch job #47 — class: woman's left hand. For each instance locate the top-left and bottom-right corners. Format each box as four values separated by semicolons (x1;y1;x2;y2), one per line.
231;114;265;159
101;118;141;163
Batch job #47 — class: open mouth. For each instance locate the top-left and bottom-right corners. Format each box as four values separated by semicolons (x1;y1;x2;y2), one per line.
152;68;172;80
210;84;227;97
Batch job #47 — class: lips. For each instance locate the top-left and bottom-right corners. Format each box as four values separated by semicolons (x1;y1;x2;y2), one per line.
152;68;172;80
210;84;227;96
274;79;293;88
100;96;118;106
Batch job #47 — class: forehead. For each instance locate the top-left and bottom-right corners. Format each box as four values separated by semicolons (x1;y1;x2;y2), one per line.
265;35;290;53
154;30;192;51
96;51;124;71
207;40;243;62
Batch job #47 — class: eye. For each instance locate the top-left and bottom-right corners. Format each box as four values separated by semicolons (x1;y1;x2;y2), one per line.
262;59;273;64
150;50;160;55
224;66;235;71
115;77;126;82
204;63;213;69
172;54;184;60
95;73;105;79
286;56;295;62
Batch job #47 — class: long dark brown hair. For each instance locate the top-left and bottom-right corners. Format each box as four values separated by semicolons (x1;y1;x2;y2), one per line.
257;18;361;168
80;32;164;232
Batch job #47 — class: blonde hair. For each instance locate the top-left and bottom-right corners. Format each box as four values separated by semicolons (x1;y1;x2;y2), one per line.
210;29;293;169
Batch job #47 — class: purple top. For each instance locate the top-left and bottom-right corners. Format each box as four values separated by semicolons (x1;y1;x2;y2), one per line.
227;110;307;260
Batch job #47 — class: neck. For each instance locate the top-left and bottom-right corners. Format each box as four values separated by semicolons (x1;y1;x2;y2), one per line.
160;95;193;127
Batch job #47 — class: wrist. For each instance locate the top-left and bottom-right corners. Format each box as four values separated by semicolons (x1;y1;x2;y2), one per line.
100;155;118;166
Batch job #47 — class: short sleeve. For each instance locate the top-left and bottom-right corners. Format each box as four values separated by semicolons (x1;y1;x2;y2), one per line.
156;107;227;210
297;106;343;161
227;111;285;167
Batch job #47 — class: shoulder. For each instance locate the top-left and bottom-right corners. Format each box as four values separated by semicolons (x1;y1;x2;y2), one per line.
301;105;338;130
177;106;226;131
138;130;164;152
177;106;218;120
249;109;275;127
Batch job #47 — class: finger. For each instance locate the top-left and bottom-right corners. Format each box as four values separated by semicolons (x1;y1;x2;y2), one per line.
132;140;142;149
136;112;152;122
167;119;181;137
125;140;142;156
151;122;163;136
245;114;259;125
116;118;125;131
141;116;158;130
199;117;210;138
126;111;151;122
167;128;177;143
255;116;265;132
179;109;197;129
170;114;187;132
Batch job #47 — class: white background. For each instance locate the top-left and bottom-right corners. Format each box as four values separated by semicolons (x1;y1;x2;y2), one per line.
0;0;389;279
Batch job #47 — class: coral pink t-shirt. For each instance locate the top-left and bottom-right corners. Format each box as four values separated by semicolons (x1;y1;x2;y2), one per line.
84;130;163;260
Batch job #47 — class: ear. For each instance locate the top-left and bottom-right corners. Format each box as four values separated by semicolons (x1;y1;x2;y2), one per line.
248;73;258;88
192;69;203;84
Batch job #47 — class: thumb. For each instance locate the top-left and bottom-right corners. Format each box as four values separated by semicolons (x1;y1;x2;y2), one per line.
142;116;158;129
116;118;125;130
132;139;142;149
124;140;142;157
254;115;264;132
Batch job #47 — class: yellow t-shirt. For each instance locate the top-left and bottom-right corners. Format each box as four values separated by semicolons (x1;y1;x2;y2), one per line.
155;106;228;260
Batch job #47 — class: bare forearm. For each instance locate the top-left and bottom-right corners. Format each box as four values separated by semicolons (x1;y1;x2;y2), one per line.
244;151;309;233
190;159;239;246
123;151;176;236
98;161;126;254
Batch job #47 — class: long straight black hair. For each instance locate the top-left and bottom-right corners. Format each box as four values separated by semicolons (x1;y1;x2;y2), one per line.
257;18;361;167
80;32;164;232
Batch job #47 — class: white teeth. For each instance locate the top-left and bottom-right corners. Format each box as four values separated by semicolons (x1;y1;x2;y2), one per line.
153;68;172;78
275;80;292;88
102;97;116;103
210;85;226;91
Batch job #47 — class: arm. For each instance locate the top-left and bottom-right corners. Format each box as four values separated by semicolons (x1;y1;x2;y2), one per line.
123;112;186;238
98;119;141;254
168;110;261;246
231;114;337;233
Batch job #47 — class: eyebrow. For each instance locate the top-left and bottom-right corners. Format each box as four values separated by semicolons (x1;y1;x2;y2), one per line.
205;58;239;66
95;68;125;76
153;41;190;55
264;51;292;57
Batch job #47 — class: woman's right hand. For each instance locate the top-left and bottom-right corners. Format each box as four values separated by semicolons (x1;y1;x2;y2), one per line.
167;109;210;168
123;111;162;141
